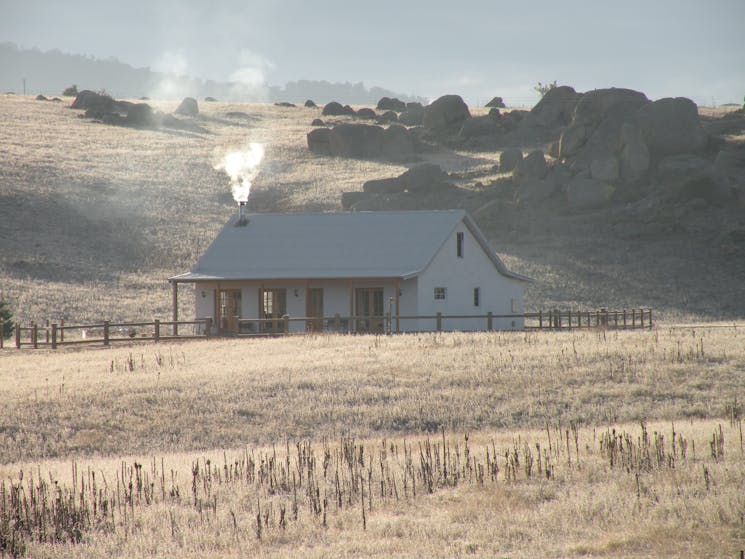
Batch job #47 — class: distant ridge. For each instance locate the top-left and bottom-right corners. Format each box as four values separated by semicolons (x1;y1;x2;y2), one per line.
0;42;425;104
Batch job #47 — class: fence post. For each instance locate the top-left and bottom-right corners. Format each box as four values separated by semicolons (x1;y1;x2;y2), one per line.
623;309;627;328
15;323;21;349
436;312;442;332
103;321;110;346
648;309;653;328
539;310;543;329
45;319;50;344
334;313;340;332
32;322;38;349
205;317;212;338
51;323;57;349
0;318;3;349
487;312;493;331
154;319;160;343
640;310;645;328
284;315;290;334
632;309;636;329
568;310;572;330
60;318;65;342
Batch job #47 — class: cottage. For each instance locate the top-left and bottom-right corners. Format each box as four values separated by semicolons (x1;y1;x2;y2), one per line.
169;210;530;334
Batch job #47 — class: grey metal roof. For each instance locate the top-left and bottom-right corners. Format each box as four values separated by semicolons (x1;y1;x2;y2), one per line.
170;210;529;282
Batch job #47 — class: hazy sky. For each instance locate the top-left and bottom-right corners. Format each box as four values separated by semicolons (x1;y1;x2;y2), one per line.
2;0;744;105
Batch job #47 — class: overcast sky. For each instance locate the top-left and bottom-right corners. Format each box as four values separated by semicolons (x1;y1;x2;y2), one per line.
2;0;744;106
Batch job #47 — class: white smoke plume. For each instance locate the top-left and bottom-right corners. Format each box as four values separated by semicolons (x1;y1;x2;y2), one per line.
213;142;265;203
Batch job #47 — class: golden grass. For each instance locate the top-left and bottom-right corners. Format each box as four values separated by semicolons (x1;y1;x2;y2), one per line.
2;320;745;557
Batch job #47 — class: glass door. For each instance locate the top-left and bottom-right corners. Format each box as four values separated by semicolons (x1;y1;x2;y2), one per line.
355;288;384;333
259;288;287;333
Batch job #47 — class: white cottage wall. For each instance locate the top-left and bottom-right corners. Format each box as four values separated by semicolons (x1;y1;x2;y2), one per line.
417;225;525;330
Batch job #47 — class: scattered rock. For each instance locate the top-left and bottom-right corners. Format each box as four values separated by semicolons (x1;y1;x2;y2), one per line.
304;99;317;108
423;95;471;135
329;123;384;158
638;97;708;156
487;107;501;119
71;90;114;112
50;97;62;102
531;85;579;127
514;150;548;180
204;96;218;102
35;94;48;101
377;97;406;112
311;118;326;126
458;116;498;138
485;96;506;108
363;163;452;195
175;97;199;116
398;105;424;126
307;127;332;155
125;103;156;127
499;148;523;173
274;101;296;107
356;108;377;120
376;110;398;124
322;101;355;116
382;124;416;159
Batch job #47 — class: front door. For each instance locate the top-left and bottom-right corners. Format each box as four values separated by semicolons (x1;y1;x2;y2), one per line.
356;288;384;333
306;288;324;332
217;289;242;334
259;288;287;333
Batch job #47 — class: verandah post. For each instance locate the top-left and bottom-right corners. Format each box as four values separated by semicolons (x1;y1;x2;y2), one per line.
487;312;493;331
436;312;442;332
204;317;212;337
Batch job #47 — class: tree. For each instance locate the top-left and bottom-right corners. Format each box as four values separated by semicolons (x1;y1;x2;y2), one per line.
0;298;13;339
534;80;557;98
62;84;78;97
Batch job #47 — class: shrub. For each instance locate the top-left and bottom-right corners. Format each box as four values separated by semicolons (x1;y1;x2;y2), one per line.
62;84;78;97
534;80;557;98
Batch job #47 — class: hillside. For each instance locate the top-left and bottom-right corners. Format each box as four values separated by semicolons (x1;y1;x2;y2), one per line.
0;92;744;325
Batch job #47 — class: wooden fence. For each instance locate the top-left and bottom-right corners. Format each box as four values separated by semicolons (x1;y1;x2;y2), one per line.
1;309;653;349
5;318;212;350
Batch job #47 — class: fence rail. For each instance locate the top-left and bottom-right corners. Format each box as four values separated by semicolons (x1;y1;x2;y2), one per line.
2;309;653;350
6;318;213;350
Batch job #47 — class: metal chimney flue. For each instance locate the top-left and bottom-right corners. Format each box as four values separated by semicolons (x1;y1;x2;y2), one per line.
237;201;248;226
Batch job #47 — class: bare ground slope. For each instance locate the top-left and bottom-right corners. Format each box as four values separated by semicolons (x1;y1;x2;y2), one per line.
1;94;743;323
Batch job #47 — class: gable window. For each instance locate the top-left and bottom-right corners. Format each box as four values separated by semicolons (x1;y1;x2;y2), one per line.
473;287;480;307
456;232;464;258
434;287;447;300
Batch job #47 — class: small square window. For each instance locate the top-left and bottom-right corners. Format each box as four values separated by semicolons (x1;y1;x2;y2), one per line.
434;287;447;300
473;287;480;307
456;232;464;258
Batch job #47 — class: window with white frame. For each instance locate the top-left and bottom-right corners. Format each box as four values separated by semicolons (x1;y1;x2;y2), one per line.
434;287;447;300
456;232;464;258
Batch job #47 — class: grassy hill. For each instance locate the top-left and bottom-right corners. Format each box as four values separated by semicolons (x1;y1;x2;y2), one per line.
1;93;744;325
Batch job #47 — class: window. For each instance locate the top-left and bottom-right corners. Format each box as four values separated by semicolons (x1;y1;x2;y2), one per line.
473;287;480;307
511;298;519;313
434;287;447;300
456;232;464;258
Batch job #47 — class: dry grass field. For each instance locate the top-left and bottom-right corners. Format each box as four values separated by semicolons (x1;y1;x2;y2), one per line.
1;93;744;325
2;327;745;557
